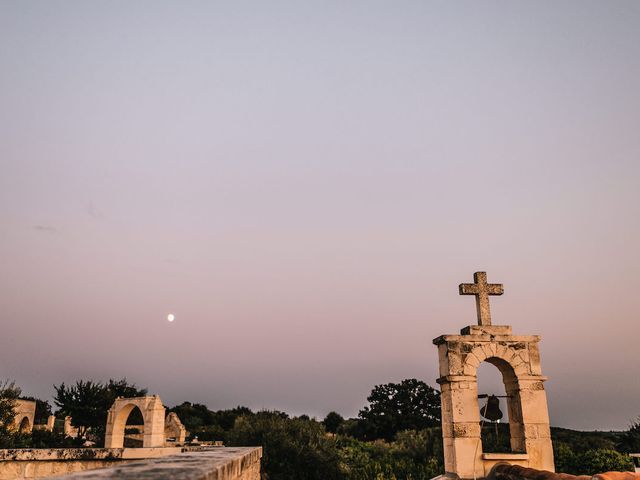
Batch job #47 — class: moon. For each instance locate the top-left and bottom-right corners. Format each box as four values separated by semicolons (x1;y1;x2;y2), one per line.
167;313;175;322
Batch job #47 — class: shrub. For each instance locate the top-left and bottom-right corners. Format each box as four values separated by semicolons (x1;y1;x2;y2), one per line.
572;449;634;475
336;430;443;480
553;441;577;473
226;411;343;480
618;417;640;454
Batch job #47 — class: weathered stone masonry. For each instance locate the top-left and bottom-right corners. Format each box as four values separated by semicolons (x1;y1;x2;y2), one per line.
435;272;554;479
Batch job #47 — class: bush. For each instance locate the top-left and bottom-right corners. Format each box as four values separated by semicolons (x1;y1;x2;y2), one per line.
618;418;640;454
0;430;84;449
572;449;634;475
336;432;442;480
553;441;577;473
323;412;345;434
226;411;343;480
192;424;226;442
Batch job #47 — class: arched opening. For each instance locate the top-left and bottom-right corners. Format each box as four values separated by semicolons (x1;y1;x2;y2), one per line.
110;404;146;448
18;416;31;433
123;406;145;448
477;362;510;453
105;396;166;449
476;356;524;454
165;422;180;443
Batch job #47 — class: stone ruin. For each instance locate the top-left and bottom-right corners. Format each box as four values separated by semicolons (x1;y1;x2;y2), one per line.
434;272;554;479
0;394;258;479
11;399;61;435
9;394;189;448
11;399;36;433
164;412;187;443
104;395;188;448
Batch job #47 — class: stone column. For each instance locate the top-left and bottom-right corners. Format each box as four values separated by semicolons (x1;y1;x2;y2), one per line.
46;415;56;432
142;398;166;448
104;407;121;448
518;377;554;472
439;375;484;479
504;378;525;453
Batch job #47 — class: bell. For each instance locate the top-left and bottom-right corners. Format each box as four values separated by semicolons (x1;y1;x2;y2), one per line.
480;395;503;422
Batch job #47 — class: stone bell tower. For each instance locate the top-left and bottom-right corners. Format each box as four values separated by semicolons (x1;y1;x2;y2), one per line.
433;272;554;479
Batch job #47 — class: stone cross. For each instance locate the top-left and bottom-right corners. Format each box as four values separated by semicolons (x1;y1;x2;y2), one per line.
459;271;503;326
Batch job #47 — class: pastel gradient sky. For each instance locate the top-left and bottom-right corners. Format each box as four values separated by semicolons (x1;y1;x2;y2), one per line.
1;1;639;430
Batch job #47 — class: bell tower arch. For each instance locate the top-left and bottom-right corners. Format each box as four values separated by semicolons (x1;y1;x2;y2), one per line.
434;272;554;479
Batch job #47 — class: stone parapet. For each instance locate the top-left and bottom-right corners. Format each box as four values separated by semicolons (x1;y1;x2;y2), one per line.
0;448;181;462
55;447;262;480
0;447;260;480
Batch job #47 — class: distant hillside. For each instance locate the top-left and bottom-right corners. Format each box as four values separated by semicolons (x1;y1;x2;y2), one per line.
551;426;621;451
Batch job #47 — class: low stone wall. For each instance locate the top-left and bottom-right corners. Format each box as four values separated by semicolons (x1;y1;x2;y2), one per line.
0;447;261;480
56;447;262;480
0;447;181;479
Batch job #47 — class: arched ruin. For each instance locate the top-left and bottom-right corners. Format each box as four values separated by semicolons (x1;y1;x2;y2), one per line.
164;412;187;443
104;396;166;448
18;416;31;432
11;399;36;433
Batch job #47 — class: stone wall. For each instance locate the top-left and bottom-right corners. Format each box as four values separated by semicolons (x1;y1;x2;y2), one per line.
0;447;181;479
0;447;261;480
56;447;262;480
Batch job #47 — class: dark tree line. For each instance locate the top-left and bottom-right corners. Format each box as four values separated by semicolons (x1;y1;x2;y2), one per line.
2;376;639;479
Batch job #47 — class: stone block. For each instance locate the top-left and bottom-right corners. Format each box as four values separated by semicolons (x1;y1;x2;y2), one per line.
460;325;513;336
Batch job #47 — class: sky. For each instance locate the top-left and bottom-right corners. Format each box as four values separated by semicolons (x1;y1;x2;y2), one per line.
1;1;639;431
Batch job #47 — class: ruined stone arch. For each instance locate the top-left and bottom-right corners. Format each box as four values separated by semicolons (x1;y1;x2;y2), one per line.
164;412;187;443
18;416;31;433
104;396;166;448
11;399;35;434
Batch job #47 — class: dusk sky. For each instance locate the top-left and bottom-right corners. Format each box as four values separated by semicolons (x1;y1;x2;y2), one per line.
1;1;639;430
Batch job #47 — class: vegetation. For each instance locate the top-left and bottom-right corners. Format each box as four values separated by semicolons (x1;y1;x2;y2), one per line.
0;380;21;448
323;411;345;434
1;376;638;479
227;411;343;480
553;444;633;475
7;429;85;449
53;378;147;440
336;432;442;480
358;379;441;441
618;417;640;454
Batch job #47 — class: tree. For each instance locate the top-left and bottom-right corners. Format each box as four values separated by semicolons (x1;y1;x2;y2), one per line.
215;406;253;431
168;402;216;431
0;381;21;440
54;380;107;437
106;378;148;400
358;379;441;441
553;441;577;473
53;378;147;439
618;417;640;454
323;412;344;434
